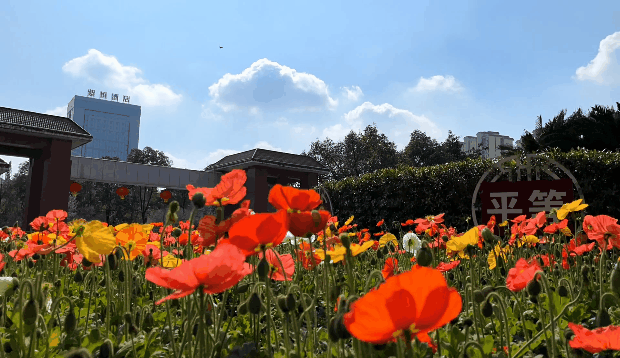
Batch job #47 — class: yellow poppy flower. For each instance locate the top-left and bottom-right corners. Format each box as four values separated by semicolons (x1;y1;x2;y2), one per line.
517;235;539;248
446;227;479;258
499;220;508;227
556;199;588;220
379;233;398;248
162;255;183;268
560;226;572;237
350;241;376;256
75;221;117;263
487;244;511;270
344;216;354;226
315;240;375;263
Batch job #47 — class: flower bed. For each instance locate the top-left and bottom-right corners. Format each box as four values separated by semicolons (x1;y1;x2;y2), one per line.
0;169;619;357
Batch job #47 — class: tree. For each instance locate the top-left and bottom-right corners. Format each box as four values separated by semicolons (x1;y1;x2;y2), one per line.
300;137;343;182
359;123;400;174
0;161;30;228
400;130;442;167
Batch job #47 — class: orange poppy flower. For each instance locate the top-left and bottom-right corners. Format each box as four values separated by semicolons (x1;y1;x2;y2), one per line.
401;219;415;227
376;219;384;227
145;242;248;305
568;322;620;353
506;258;541;292
583;215;620;249
226;210;289;256
267;184;330;237
381;257;398;279
343;265;462;346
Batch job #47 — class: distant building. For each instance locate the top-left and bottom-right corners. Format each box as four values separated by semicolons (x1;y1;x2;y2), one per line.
67;94;140;161
460;131;514;159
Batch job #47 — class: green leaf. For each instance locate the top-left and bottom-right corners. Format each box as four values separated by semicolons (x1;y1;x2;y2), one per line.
481;335;495;355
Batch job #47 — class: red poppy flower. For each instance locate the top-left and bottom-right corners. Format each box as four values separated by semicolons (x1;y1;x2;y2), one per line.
413;214;445;235
226;210;289;256
145;242;248;305
583;215;620;249
544;219;569;234
401;219;415;227
506;258;541;292
297;242;322;270
30;216;51;232
0;253;5;272
568;322;620;353
186;169;247;206
376;219;384;227
343;265;462;347
374;231;385;237
382;257;398;279
486;215;496;230
258;250;295;281
267;184;330;237
436;260;460;273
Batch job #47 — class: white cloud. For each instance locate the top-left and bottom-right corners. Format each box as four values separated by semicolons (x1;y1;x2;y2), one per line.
410;75;463;92
341;86;364;101
208;58;338;113
200;105;223;121
62;49;182;107
575;31;620;84
44;106;67;117
323;102;442;146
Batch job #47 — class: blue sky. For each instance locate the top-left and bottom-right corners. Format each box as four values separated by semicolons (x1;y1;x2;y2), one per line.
1;0;620;174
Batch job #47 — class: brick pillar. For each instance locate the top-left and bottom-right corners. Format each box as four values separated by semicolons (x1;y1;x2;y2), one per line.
23;139;72;232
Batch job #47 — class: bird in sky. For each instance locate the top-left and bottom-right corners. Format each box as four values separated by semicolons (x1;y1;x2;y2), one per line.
220;46;223;49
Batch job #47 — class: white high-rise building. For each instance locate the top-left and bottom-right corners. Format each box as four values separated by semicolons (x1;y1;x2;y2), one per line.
67;92;141;161
460;131;514;159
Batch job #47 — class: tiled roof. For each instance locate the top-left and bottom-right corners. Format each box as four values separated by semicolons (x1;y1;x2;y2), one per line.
206;148;329;174
0;106;93;149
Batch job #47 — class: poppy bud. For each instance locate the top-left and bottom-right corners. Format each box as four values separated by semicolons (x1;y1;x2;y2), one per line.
82;258;92;268
527;279;541;298
167;211;179;225
311;210;322;228
27;260;35;268
118;270;125;282
596;308;611;328
581;265;590;284
248;293;261;315
149;290;154;301
335;315;351;339
610;263;620;296
192;322;199;336
123;312;132;324
129;325;138;336
192;192;206;209
237;302;248;316
98;341;114;358
99;278;107;287
473;290;485;304
481;228;495;243
64;309;77;334
169;201;180;214
376;249;384;259
172;228;182;239
143;313;154;333
3;341;12;353
564;327;574;341
89;328;101;342
235;283;250;294
23;299;38;326
329;224;337;234
374;344;387;351
74;271;84;283
285;293;296;312
416;243;433;267
340;234;351;249
328;317;339;342
558;285;568;298
107;253;118;270
63;348;92;358
257;258;269;282
277;295;289;313
481;300;493;318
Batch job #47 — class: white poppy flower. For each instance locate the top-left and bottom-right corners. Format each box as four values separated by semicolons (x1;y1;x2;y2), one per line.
402;232;421;256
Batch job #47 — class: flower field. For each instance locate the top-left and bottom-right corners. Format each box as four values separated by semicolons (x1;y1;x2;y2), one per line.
1;169;620;358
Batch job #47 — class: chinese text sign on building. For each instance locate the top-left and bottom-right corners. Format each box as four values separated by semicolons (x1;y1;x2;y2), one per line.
479;178;574;224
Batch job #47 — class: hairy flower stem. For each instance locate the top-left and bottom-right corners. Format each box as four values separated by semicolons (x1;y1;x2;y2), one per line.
486;292;512;358
537;271;558;357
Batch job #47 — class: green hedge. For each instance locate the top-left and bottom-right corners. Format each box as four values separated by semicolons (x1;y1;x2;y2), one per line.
314;148;620;234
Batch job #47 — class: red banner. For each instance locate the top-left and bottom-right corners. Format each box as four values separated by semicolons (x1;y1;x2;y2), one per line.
479;179;574;225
